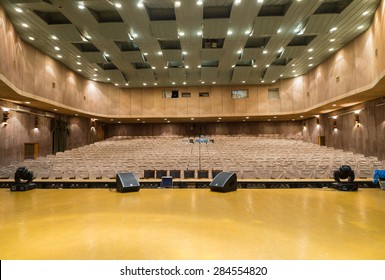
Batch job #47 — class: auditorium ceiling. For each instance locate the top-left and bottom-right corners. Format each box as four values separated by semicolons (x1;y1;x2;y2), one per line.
0;0;381;88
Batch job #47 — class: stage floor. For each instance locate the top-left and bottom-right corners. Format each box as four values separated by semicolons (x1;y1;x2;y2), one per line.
1;188;385;260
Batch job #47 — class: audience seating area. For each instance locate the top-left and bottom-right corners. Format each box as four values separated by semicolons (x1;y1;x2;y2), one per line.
1;135;384;181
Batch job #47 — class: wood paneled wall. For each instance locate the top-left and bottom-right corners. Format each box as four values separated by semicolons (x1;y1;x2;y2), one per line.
105;121;303;138
0;101;99;165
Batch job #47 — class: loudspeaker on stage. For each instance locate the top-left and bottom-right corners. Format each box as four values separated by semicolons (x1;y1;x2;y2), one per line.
116;172;140;193
209;172;237;193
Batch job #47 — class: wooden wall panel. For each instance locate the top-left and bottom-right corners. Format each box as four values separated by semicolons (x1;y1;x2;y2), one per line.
198;87;211;116
142;88;155;117
221;86;235;116
257;86;269;115
153;89;165;117
22;43;36;95
107;85;120;116
131;89;143;117
119;90;131;117
12;37;23;89
354;31;375;90
246;86;258;116
292;76;306;112
187;88;199;116
164;97;177;117
210;86;223;116
34;51;46;99
177;91;189;117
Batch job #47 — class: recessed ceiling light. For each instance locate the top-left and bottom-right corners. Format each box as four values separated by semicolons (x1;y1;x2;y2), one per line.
266;64;270;68
242;81;246;83
164;66;168;69
253;65;257;68
234;0;241;5
329;48;334;52
212;81;216;84
308;48;313;52
185;65;189;69
197;0;203;6
137;1;144;8
77;69;82;72
363;11;369;16
330;27;337;32
21;23;29;28
357;25;364;30
151;66;156;69
183;82;186;85
175;1;181;7
76;55;81;58
179;31;185;37
172;82;176;85
308;64;313;67
77;62;81;65
51;35;58;40
308;57;313;60
15;7;23;13
201;81;205;84
280;74;283;77
330;38;336;42
227;30;233;35
143;83;147;86
28;36;35;41
182;51;187;55
94;68;98;71
115;83;119;86
197;31;203;36
158;51;163;55
258;0;264;3
277;28;282;33
143;52;148;56
107;78;111;81
54;46;60;51
78;4;85;9
57;55;62;58
263;50;268;54
114;3;122;9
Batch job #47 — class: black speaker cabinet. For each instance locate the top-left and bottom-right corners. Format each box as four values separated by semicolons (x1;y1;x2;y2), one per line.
116;172;140;193
331;182;358;191
209;172;237;193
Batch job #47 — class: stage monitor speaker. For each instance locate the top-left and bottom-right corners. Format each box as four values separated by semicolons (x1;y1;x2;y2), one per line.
116;172;140;193
209;172;237;193
331;182;358;191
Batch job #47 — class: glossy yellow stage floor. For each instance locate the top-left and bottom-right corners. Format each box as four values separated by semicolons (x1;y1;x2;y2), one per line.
1;188;385;260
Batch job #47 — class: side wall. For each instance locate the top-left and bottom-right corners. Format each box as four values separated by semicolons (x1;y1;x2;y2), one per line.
0;100;100;166
303;97;385;160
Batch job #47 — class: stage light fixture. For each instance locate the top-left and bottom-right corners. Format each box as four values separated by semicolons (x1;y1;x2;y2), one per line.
14;167;34;184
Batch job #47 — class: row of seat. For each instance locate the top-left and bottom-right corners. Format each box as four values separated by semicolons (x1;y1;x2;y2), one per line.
1;136;384;180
